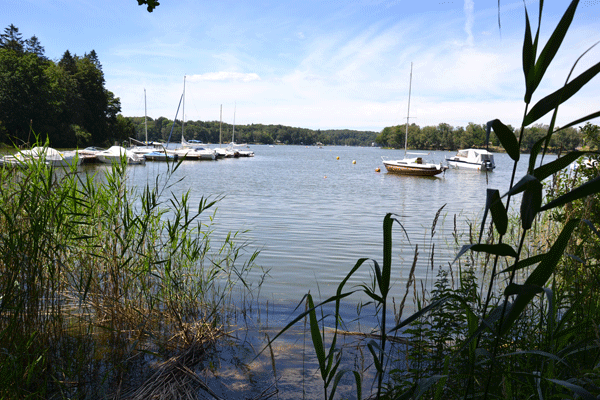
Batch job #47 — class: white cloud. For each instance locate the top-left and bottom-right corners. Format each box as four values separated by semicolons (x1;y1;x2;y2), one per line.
464;0;475;46
187;72;261;82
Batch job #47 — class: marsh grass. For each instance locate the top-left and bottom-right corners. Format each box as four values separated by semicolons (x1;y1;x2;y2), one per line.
0;143;262;399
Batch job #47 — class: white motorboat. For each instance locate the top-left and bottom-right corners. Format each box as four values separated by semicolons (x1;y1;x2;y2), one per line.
96;146;145;165
169;145;216;160
446;149;495;171
2;146;81;167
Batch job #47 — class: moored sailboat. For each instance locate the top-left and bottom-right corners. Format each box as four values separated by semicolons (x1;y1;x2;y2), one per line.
382;63;446;176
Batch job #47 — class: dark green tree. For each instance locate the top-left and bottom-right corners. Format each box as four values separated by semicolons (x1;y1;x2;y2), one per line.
0;24;24;53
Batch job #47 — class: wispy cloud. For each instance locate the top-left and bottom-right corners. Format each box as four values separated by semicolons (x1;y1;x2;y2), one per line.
187;72;261;82
464;0;475;46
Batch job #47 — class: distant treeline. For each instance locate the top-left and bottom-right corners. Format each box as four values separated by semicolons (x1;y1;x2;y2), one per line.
128;116;379;146
0;24;134;148
376;122;583;152
130;117;583;152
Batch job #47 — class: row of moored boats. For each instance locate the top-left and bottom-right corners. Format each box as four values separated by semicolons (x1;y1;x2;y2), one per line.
0;140;254;168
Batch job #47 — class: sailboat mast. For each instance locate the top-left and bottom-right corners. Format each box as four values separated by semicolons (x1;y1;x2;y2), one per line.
181;76;186;143
232;102;236;144
404;62;412;158
219;104;222;147
144;88;148;144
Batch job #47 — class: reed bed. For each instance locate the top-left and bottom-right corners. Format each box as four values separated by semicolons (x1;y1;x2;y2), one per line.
0;148;262;399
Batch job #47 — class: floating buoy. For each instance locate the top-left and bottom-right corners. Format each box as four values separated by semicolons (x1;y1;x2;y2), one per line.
336;156;340;160
324;175;327;179
352;160;356;164
375;167;380;172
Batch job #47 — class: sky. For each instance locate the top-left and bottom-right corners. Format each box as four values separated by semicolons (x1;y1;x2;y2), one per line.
2;0;599;132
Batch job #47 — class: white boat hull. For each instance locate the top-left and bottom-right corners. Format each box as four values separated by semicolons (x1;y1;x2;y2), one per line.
446;149;495;171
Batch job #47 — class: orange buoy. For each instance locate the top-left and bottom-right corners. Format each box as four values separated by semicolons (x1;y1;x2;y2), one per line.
352;160;356;164
375;167;380;172
336;156;340;160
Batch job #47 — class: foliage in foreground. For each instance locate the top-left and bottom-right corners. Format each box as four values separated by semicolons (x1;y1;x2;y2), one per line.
0;150;261;399
269;1;600;398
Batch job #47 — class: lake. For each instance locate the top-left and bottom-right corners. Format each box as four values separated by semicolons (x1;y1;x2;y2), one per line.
109;145;537;321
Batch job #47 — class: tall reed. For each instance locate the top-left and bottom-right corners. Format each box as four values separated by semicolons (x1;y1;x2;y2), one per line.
0;143;262;399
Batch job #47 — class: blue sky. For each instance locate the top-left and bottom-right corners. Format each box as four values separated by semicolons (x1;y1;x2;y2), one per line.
2;0;599;132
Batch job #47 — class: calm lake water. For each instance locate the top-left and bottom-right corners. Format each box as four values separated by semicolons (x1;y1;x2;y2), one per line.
112;145;538;319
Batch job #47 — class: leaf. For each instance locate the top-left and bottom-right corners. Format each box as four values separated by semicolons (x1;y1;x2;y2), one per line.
388;296;449;334
555;109;600;131
487;119;520;161
307;293;327;379
505;174;539;197
532;151;585;181
546;379;596;400
504;283;544;297
487;189;508;236
526;0;579;105
499;254;546;274
367;340;383;373
540;175;600;211
520;179;543;230
454;243;517;264
522;7;535;103
524;59;600;126
500;219;579;335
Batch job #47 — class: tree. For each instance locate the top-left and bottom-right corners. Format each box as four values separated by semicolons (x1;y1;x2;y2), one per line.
25;35;46;60
0;49;51;144
0;24;24;53
137;0;160;12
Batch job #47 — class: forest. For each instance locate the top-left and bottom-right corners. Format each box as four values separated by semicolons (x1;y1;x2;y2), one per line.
0;24;134;148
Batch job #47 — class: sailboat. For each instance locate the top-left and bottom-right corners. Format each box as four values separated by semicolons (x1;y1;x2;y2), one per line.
169;76;216;161
214;104;236;158
382;63;446;176
129;89;172;161
228;103;254;157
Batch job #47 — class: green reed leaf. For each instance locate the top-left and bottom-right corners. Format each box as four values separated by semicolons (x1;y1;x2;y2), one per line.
546;378;596;400
504;283;543;297
505;174;539;197
526;0;579;105
454;243;517;264
524;59;600;126
487;119;520;161
488;189;508;236
523;6;535;102
307;293;327;378
328;368;346;400
388;296;448;334
554;110;600;131
500;219;579;336
532;151;585;181
520;179;543;230
367;340;383;373
499;254;546;274
540;175;600;211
